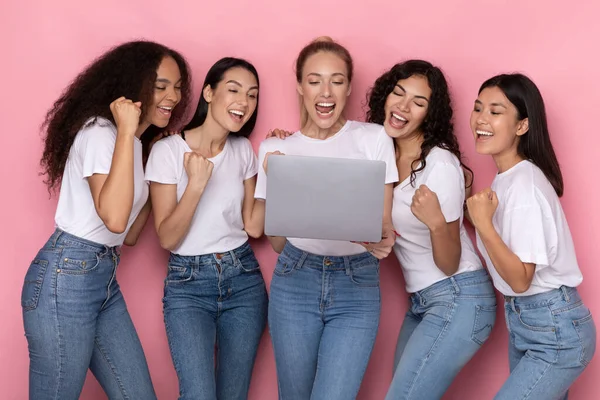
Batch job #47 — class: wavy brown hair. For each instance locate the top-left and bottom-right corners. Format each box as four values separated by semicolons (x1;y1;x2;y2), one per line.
366;60;473;188
40;40;192;192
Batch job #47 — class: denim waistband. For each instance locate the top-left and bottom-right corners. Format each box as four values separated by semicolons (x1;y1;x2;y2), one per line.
504;286;580;310
44;228;119;255
170;241;253;266
411;269;490;299
280;241;377;271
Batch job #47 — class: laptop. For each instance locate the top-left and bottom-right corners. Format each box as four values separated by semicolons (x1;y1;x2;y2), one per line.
264;154;386;242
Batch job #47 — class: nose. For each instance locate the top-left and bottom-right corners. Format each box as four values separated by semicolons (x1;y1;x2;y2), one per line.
322;82;332;98
399;97;410;112
165;86;180;103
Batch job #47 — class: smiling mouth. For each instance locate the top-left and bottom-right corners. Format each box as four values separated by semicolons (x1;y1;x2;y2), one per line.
476;129;494;138
315;102;335;116
389;112;408;128
157;105;173;117
228;109;245;122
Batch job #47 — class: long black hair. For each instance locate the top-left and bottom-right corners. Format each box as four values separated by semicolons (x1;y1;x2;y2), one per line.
367;59;473;187
479;73;563;196
41;40;192;192
183;57;259;137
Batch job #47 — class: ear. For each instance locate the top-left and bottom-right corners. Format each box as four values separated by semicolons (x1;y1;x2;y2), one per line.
347;83;352;97
516;117;529;136
296;82;303;97
203;85;213;104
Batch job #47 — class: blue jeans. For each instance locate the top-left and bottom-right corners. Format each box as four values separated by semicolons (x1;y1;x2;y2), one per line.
495;286;596;400
163;241;268;400
385;269;497;400
21;229;156;400
268;242;381;400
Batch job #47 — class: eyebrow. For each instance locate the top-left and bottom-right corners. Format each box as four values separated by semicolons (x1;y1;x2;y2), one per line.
474;99;507;108
156;78;182;84
226;80;259;91
306;72;347;78
395;84;429;102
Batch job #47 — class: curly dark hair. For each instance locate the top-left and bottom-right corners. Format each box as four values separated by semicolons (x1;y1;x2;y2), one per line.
366;59;473;188
40;40;192;192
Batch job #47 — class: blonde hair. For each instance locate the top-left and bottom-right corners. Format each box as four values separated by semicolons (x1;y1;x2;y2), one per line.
295;36;354;127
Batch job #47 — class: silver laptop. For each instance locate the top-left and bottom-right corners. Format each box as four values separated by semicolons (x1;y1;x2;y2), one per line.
264;154;386;242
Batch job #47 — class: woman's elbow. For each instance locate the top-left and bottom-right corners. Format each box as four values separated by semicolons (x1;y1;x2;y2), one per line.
509;280;532;294
104;218;127;235
245;226;264;239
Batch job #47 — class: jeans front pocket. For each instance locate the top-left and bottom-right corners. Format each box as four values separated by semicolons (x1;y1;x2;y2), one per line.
573;312;597;366
273;254;299;277
349;263;380;288
22;259;49;311
237;252;261;273
471;304;497;345
59;249;101;275
166;264;193;285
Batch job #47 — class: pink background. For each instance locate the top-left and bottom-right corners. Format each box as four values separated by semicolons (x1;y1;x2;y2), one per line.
2;1;599;398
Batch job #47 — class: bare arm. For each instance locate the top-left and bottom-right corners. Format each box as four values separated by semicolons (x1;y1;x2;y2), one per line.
429;219;462;275
123;197;152;246
241;175;265;239
476;222;535;293
467;188;535;293
151;181;205;251
88;98;142;233
151;152;213;251
410;184;462;275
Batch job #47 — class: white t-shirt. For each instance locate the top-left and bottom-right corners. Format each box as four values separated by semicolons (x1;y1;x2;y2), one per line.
54;117;149;247
392;147;482;293
476;160;583;296
145;134;258;256
255;120;399;256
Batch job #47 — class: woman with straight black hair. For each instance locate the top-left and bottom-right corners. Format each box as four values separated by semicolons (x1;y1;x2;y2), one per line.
467;73;596;399
146;57;267;400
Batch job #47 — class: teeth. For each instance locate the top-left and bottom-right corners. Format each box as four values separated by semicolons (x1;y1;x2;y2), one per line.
229;110;244;116
392;113;407;122
476;130;493;136
317;102;335;107
158;106;172;110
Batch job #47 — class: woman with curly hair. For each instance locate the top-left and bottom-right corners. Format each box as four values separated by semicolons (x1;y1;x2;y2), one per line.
366;60;496;400
21;40;192;400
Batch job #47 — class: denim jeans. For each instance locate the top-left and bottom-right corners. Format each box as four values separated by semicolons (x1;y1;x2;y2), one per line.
494;286;596;400
268;242;381;400
385;269;497;400
21;229;156;400
163;241;268;400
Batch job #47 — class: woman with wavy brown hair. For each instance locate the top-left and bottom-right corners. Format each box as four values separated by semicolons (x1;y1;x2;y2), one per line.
21;40;192;400
366;60;496;400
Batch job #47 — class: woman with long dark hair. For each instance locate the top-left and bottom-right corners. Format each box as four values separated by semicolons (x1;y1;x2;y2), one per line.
146;57;267;400
467;73;596;399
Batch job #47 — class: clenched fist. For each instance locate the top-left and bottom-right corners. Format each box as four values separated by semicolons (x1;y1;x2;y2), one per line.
184;152;213;189
410;184;446;230
110;96;142;136
466;188;498;232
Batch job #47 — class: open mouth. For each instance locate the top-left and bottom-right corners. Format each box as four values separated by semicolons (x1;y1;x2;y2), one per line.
476;129;494;139
157;105;173;117
228;109;245;122
389;112;408;129
315;102;335;116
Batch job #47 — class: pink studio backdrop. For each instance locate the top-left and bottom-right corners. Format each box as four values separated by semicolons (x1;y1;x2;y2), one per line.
2;1;599;399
